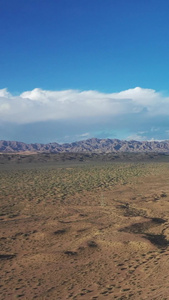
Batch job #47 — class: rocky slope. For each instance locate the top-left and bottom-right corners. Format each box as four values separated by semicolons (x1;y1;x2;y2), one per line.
0;138;169;153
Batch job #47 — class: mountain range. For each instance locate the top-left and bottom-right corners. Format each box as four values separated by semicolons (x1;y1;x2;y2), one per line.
1;138;169;153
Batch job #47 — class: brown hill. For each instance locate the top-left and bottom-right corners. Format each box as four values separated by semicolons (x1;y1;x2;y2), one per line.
1;138;169;153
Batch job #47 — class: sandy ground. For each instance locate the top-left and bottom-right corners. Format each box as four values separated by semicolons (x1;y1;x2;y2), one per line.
1;163;169;299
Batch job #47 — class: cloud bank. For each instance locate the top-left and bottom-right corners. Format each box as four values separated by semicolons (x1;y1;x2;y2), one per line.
0;87;169;143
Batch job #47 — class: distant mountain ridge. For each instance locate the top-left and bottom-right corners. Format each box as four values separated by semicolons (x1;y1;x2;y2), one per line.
1;138;169;153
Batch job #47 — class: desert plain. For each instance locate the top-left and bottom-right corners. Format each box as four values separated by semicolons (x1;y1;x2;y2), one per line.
1;153;169;299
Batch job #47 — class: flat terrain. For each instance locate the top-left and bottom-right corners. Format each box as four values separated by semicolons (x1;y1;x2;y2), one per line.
1;154;169;299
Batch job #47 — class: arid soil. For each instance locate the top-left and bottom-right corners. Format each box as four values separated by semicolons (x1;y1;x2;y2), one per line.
1;160;169;299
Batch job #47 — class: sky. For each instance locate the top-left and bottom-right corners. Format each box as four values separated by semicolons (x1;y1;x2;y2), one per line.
1;0;169;143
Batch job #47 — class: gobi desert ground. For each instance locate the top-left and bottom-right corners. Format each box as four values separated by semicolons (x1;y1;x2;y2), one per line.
1;153;169;299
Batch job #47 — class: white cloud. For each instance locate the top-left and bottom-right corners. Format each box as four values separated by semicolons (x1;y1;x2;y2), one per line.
150;127;160;132
0;86;169;124
76;132;90;138
126;134;148;141
0;88;11;98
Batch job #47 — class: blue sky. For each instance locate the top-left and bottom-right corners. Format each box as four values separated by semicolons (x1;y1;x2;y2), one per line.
1;0;169;143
